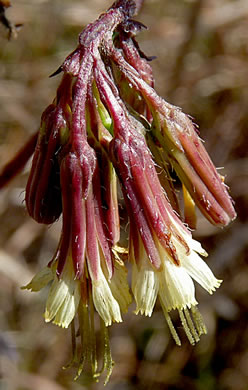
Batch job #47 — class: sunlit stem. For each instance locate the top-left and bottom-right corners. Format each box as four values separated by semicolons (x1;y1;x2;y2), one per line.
89;286;98;376
75;303;89;379
99;318;114;386
63;319;77;369
75;298;97;381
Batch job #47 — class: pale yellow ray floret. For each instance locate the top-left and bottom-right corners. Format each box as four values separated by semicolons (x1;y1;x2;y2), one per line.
108;257;132;314
132;257;159;317
22;252;132;329
91;265;123;327
44;261;81;328
131;224;222;345
23;257;81;329
22;266;53;292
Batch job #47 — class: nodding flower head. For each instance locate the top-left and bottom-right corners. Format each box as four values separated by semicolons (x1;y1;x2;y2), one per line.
20;0;236;383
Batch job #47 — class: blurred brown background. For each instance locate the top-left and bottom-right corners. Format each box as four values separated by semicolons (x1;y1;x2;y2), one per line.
0;1;248;389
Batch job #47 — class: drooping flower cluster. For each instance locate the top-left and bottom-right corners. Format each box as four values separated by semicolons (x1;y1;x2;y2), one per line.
11;0;236;383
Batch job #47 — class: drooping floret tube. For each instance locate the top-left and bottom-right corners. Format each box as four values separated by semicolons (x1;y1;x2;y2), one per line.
106;43;236;227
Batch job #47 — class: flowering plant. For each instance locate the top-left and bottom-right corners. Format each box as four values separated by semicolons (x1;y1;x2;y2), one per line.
0;0;236;384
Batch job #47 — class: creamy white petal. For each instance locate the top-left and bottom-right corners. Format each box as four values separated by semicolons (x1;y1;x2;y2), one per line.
132;261;159;317
189;238;208;257
181;250;222;294
44;276;70;322
53;280;81;328
44;258;77;325
108;259;132;313
22;266;53;292
168;214;208;257
167;219;219;294
92;267;122;326
158;259;197;312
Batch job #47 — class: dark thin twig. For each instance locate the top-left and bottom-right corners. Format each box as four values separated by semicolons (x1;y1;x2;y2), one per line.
0;131;38;189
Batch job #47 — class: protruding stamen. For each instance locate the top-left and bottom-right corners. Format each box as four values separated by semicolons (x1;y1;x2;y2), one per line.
161;306;181;346
191;306;207;336
99;318;114;386
183;185;196;230
184;308;200;343
63;319;77;369
76;301;98;380
179;309;195;345
89;288;98;375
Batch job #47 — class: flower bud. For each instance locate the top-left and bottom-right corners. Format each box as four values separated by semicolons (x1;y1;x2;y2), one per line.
25;105;62;224
152;109;237;226
108;48;236;226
